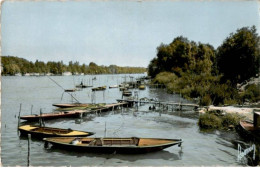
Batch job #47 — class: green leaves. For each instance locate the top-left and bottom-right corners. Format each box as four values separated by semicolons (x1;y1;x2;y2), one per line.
148;36;216;78
217;26;260;85
148;26;259;106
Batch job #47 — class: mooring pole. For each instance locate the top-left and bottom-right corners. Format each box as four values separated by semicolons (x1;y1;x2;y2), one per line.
17;103;22;129
104;122;107;137
27;134;31;167
79;112;83;119
31;105;33;115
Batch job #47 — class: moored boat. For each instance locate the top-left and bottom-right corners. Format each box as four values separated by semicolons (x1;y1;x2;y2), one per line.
92;86;106;91
53;103;90;108
236;111;260;141
109;85;118;88
19;125;95;138
76;84;93;88
123;90;132;96
44;137;182;154
64;89;77;92
139;85;146;90
20;110;87;121
237;120;260;141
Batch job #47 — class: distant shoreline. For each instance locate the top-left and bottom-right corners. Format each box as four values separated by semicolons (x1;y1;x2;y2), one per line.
1;72;147;76
1;56;147;76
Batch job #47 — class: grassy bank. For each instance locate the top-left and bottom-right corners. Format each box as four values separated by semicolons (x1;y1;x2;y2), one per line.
198;111;242;130
152;72;260;106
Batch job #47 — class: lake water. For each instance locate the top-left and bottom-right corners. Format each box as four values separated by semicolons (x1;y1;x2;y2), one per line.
1;74;252;166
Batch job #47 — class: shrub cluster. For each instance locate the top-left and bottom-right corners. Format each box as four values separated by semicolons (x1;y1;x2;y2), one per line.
198;112;241;130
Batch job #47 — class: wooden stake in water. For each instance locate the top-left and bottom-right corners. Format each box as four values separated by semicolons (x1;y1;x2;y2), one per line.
31;105;33;115
39;109;45;127
27;134;31;167
104;122;107;137
17;103;22;129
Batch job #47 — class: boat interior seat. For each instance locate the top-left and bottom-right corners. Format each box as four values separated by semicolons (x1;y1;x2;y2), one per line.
131;137;140;146
95;138;103;146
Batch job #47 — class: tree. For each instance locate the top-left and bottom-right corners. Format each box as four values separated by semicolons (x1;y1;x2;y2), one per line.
148;36;216;78
4;63;20;75
216;26;260;85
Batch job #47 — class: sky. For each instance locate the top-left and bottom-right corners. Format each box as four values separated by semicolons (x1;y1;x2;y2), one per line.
1;0;260;67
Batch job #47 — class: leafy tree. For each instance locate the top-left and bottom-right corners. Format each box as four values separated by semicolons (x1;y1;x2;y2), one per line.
4;63;20;75
148;36;216;78
216;26;260;85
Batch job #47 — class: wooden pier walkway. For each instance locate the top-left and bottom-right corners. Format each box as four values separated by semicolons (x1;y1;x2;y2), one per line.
117;99;199;110
81;102;129;116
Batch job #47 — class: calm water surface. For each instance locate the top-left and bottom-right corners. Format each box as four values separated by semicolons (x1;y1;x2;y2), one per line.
1;74;248;166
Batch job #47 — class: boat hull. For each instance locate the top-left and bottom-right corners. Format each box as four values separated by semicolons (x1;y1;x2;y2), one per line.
52;103;89;108
44;137;182;154
236;120;260;141
20;110;85;121
19;126;95;139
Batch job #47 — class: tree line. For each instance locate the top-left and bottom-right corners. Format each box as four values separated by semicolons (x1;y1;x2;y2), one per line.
148;26;260;106
1;57;146;75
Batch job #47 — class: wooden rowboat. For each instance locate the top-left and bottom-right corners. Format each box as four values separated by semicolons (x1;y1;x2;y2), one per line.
53;103;90;108
64;89;77;92
109;85;118;88
123;90;132;96
19;125;95;138
92;86;106;91
139;85;146;90
76;84;87;88
237;120;260;141
44;137;182;154
20;110;87;121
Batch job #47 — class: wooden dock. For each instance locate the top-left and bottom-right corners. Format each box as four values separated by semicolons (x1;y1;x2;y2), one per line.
116;99;199;111
81;102;130;116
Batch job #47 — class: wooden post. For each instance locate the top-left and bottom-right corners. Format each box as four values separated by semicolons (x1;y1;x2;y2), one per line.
79;112;83;119
31;105;33;115
17;103;22;129
27;134;31;167
179;102;183;111
39;109;45;127
104;122;107;137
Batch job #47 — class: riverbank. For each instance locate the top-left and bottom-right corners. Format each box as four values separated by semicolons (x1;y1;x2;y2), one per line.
199;105;260;121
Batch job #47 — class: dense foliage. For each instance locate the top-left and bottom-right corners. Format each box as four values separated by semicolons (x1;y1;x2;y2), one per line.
1;56;146;75
216;26;260;85
148;26;260;106
148;36;216;78
198;113;241;130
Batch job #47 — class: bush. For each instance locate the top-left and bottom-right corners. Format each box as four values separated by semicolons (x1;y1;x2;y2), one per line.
198;113;222;129
221;113;240;128
153;72;177;85
199;112;241;130
200;95;212;106
242;84;260;103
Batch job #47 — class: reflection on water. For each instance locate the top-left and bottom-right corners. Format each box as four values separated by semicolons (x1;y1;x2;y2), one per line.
1;75;252;166
45;147;182;163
